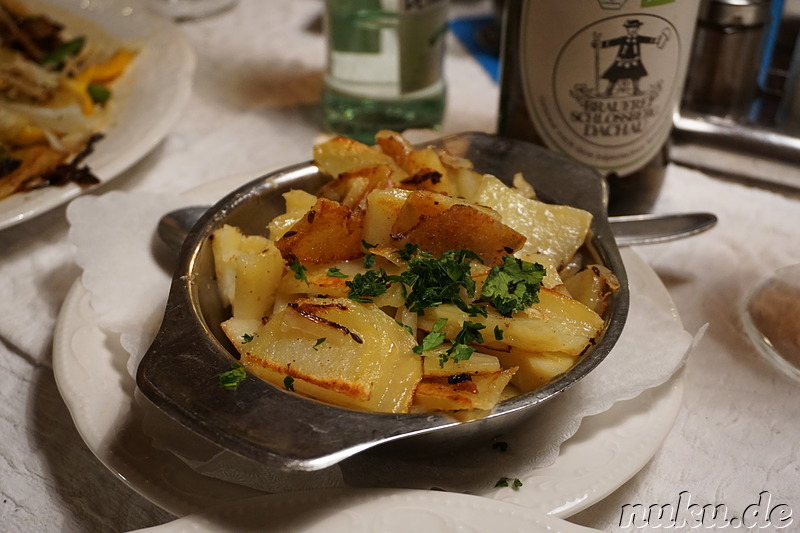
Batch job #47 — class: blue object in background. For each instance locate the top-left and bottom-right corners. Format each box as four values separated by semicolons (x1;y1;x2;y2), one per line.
449;15;501;82
758;0;784;92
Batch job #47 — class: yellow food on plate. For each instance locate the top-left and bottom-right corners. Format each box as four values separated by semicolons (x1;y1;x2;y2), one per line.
211;131;619;415
0;0;135;200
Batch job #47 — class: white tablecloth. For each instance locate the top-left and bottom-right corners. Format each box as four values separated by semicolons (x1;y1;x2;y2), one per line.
0;1;798;531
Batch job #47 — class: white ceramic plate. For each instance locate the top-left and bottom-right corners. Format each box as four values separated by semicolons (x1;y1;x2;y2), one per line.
0;0;194;230
129;488;603;533
53;237;684;520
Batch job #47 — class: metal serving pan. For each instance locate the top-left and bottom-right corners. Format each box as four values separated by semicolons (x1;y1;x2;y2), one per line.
136;132;630;471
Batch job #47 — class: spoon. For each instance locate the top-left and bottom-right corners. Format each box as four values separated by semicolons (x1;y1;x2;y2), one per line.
158;205;717;252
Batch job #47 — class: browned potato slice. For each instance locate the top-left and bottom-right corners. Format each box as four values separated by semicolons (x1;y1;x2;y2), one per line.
210;224;283;319
276;262;353;299
471;175;592;269
390;190;458;235
422;350;502;376
419;287;604;356
313;135;407;179
492;349;579;392
413;369;515;411
374;130;414;162
397;203;527;266
318;164;396;209
268;190;319;241
362;188;412;247
375;130;452;194
275;198;364;264
563;264;621;315
235;297;422;413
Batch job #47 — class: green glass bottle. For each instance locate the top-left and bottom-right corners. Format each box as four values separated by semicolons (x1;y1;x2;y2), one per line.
322;0;448;144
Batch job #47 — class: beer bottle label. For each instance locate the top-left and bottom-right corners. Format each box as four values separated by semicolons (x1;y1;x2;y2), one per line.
518;1;696;176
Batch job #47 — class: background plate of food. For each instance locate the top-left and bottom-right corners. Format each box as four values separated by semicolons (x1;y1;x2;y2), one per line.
0;0;194;230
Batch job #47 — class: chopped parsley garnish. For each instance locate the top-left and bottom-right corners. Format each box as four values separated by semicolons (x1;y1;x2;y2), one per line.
454;320;485;346
283;376;295;391
413;318;447;354
327;267;348;279
313;338;326;350
289;260;309;284
495;477;523;489
241;333;254;344
361;240;378;269
346;268;389;303
394;243;420;262
398;249;486;316
442;344;474;366
438;321;485;365
363;253;376;269
396;321;414;336
340;250;542;363
494;325;504;340
218;362;247;390
480;256;545;316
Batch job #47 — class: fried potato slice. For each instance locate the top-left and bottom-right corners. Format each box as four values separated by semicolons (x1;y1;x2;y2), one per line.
413;368;515;411
268;189;318;241
563;264;620;315
491;349;578;391
421;350;502;376
375;130;452;194
232;297;422;413
389;190;461;235
418;287;604;356
313;135;407;180
470;175;592;269
275;198;364;264
210;224;283;319
397;203;526;266
362;187;412;247
318;163;396;210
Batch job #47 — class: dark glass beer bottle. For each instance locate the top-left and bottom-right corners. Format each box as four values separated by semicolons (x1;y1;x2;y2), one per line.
498;0;700;215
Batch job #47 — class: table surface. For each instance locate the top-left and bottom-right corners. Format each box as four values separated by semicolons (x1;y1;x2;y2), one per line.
1;1;798;532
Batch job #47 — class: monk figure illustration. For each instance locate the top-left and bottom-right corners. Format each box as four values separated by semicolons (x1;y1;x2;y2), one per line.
592;19;669;97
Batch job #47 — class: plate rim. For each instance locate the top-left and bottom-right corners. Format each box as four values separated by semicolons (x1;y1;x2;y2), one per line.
126;487;604;533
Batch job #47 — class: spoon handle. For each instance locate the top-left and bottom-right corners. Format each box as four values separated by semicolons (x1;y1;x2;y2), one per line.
609;212;717;246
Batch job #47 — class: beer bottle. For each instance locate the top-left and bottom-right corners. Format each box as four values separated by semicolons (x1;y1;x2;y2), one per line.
497;0;700;215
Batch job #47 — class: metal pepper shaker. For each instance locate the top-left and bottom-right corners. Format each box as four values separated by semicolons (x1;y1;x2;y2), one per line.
682;0;772;120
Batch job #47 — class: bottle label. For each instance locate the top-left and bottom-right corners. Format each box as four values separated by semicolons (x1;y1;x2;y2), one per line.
398;0;448;93
519;0;698;176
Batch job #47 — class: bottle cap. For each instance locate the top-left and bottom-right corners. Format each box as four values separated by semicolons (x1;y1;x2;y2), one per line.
698;0;771;27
